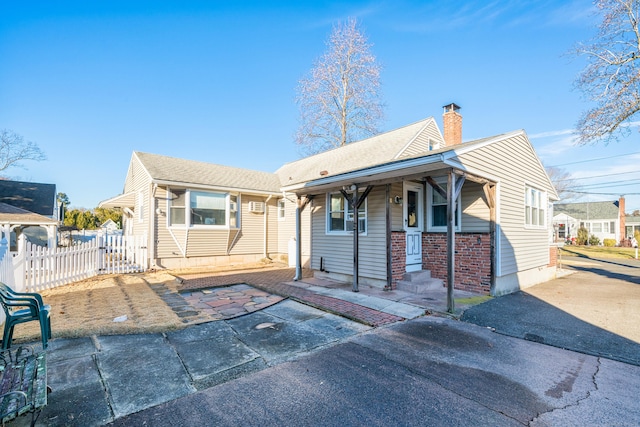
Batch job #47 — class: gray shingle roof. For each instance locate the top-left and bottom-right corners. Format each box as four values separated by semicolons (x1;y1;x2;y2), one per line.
0;180;56;216
135;152;282;193
276;117;443;186
554;201;620;220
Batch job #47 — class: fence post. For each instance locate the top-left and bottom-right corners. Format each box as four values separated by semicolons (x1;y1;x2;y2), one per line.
12;234;27;292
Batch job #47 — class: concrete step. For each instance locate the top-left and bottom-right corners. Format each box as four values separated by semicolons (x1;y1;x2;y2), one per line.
396;277;444;294
401;270;433;282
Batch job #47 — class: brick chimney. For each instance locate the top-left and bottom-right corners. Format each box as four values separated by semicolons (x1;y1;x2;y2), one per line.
619;196;626;242
443;103;462;146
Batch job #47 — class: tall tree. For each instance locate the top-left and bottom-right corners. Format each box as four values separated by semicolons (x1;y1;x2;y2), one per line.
546;166;581;202
295;18;384;154
573;0;640;144
0;129;46;172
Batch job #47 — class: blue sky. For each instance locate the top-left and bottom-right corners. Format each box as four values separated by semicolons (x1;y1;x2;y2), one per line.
1;1;639;212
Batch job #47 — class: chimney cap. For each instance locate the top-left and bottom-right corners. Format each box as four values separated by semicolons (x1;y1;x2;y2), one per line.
443;103;461;113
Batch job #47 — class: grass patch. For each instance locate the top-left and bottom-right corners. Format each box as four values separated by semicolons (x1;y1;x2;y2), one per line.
560;245;639;260
455;295;492;305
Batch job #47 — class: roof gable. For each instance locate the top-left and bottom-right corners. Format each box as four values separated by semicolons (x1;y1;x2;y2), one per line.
0;180;56;216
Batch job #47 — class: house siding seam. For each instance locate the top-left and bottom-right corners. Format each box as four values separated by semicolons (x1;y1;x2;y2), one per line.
422;232;491;294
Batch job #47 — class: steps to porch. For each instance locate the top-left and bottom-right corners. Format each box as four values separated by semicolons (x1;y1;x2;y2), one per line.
396;270;444;294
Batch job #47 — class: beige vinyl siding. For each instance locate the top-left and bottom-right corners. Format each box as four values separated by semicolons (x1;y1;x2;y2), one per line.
228;195;270;256
398;119;444;158
277;197;297;253
123;155;152;237
460;182;490;232
390;182;404;231
456;134;551;275
311;186;387;281
186;229;235;256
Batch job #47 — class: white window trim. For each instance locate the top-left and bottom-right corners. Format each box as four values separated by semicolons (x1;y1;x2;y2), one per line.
524;184;547;229
277;199;286;221
167;188;240;229
325;191;368;236
426;179;461;232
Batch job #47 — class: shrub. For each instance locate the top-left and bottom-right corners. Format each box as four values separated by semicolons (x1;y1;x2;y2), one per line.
576;227;589;245
603;238;616;247
588;234;601;246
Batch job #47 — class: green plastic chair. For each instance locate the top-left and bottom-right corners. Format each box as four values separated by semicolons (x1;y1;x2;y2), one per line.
0;283;51;350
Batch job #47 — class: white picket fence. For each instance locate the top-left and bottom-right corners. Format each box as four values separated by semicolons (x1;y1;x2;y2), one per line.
0;233;148;292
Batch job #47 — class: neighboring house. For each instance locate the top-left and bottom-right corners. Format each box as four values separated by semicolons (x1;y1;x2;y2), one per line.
626;214;640;240
100;219;120;232
553;198;625;244
0;180;58;249
102;104;559;296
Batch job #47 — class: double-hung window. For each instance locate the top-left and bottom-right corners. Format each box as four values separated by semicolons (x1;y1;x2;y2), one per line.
525;186;546;227
168;189;239;228
427;179;460;231
327;192;367;234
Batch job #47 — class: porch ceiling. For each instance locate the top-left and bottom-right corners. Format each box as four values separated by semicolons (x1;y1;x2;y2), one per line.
98;192;136;209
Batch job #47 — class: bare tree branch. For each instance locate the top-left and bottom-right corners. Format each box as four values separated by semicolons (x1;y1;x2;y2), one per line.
573;0;640;144
0;129;46;172
546;166;582;202
295;18;385;155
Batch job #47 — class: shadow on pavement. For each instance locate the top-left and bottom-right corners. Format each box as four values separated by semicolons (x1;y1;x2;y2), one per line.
461;291;640;366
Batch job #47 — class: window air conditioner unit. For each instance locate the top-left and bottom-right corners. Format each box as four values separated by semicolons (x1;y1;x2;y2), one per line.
248;201;265;213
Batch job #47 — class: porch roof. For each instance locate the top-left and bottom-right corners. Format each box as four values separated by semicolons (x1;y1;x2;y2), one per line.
279;129;507;193
99;192;136;209
0;202;58;225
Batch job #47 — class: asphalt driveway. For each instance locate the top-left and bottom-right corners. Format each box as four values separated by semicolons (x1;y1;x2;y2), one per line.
461;255;640;366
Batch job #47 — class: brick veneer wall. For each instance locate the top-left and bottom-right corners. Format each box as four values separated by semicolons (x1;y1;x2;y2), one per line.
548;246;557;267
422;233;491;294
390;232;406;290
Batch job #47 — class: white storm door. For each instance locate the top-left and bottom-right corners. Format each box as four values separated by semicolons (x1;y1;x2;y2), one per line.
404;182;423;272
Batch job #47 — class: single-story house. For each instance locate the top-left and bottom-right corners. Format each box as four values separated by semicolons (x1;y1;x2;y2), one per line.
101;104;559;298
553;197;625;244
0;180;58;249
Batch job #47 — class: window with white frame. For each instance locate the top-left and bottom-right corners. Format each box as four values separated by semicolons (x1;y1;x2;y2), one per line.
327;192;366;234
525;186;546;227
277;199;286;221
427;179;460;231
168;189;239;228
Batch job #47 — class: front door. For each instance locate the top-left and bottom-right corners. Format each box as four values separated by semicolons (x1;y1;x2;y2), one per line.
403;182;423;272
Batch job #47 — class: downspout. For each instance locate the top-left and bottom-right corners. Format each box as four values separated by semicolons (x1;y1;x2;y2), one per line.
264;195;272;259
148;183;157;268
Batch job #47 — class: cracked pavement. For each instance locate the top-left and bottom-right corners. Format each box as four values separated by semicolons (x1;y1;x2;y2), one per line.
111;316;639;426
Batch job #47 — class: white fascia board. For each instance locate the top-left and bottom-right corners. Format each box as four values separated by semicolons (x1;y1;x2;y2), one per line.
280;154;446;193
152;179;281;196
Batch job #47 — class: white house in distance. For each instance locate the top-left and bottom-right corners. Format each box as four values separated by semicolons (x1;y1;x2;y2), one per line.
553;197;626;244
101;104;559;297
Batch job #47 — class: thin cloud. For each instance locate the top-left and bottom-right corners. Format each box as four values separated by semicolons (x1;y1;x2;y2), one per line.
529;128;574;139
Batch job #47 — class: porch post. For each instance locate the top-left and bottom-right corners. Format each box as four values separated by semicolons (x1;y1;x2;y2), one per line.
340;185;373;292
294;195;313;281
447;171;456;313
294;198;303;281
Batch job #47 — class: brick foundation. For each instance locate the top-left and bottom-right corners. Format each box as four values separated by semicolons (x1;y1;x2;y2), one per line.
548;246;557;267
390;232;406;290
422;233;491;294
